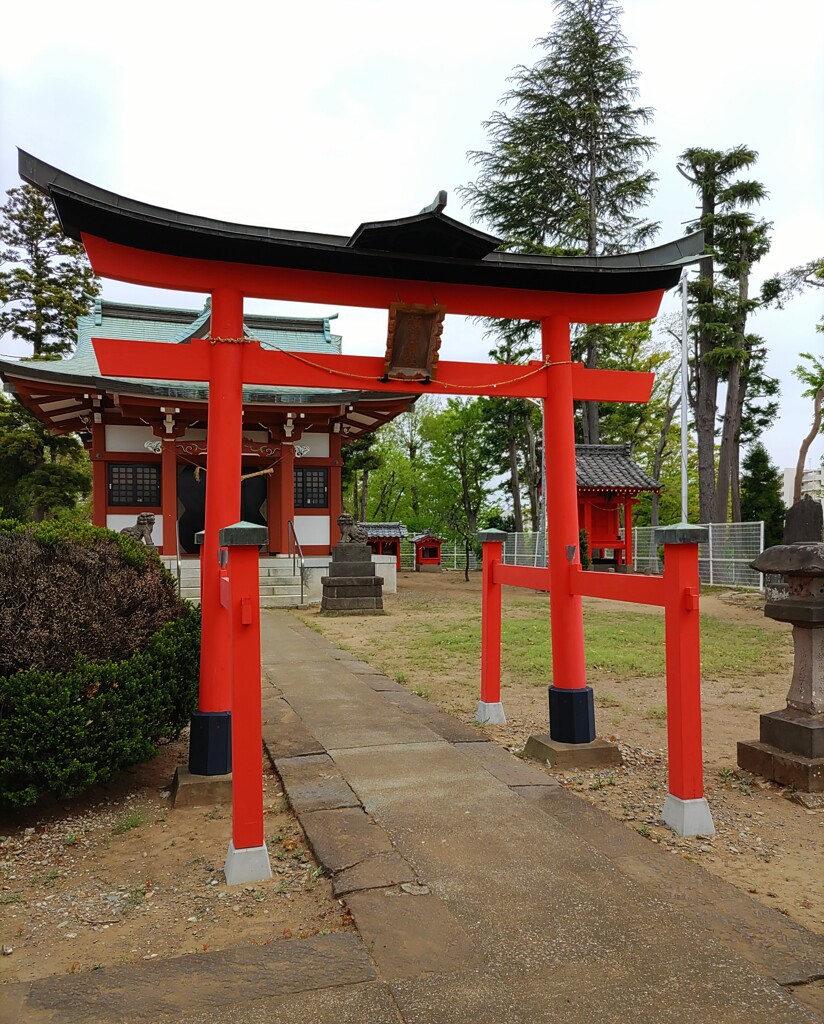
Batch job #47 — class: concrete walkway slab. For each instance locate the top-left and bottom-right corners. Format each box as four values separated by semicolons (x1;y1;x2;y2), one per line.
265;611;824;1022
273;753;360;813
177;981;401;1024
5;933;375;1024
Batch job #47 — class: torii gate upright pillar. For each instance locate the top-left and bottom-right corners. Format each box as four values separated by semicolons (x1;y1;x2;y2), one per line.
543;317;594;743
189;288;244;775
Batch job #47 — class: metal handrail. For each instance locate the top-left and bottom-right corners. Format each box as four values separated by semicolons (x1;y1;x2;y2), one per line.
175;521;182;597
286;519;306;605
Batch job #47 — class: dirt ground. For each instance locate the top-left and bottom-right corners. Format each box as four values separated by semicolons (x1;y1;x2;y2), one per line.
298;571;824;939
0;737;351;984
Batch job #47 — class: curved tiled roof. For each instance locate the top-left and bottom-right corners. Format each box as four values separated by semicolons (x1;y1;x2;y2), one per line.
359;522;409;539
19;151;704;297
575;444;660;492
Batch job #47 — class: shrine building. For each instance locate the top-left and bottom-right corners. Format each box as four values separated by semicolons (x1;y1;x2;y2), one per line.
0;299;415;561
575;443;660;569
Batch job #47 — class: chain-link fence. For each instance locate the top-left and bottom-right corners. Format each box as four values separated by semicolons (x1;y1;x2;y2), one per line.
633;521;765;588
501;531;548;567
496;523;765;589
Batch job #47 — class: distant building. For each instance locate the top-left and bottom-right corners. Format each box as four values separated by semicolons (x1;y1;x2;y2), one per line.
782;466;824;508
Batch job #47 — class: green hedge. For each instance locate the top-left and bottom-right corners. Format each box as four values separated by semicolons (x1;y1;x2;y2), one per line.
0;604;200;809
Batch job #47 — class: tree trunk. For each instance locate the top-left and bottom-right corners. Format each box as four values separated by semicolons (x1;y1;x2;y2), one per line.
581;334;600;444
730;355;750;523
715;359;741;522
464;540;470;583
359;469;369;522
523;415;540;531
715;244;750;521
794;385;824;503
507;409;523;533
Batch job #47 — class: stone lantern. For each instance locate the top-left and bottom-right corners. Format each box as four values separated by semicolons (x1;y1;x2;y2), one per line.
737;540;824;794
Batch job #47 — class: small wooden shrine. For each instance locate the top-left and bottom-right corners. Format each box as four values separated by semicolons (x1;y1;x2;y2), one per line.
410;532;443;571
575;444;660;569
361;521;408;570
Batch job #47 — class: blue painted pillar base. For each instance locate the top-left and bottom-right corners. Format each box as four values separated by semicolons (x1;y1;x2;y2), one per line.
188;710;232;776
548;685;596;744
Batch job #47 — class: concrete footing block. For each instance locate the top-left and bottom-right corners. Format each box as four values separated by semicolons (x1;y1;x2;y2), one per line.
171;766;233;808
523;734;622;769
661;794;715;837
476;701;507;725
224;840;272;886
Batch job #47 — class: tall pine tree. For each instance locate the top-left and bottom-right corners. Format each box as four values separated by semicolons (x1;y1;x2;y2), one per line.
677;147;780;524
460;0;658;444
740;442;785;548
0;185;99;357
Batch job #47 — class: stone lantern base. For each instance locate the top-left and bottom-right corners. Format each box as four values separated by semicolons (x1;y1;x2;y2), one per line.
737;707;824;793
739;533;824;794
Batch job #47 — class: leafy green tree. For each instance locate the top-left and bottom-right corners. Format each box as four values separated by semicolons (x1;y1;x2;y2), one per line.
460;0;658;443
364;397;439;529
422;398;496;580
0;393;91;521
341;433;382;521
740;442;785;548
480;396;541;533
0;185;100;357
677;146;780;523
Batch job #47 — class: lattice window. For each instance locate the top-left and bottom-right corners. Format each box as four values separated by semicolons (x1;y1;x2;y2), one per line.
294;467;328;509
108;463;161;506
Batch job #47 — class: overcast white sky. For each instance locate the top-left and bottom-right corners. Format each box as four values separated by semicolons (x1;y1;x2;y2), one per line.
1;0;822;471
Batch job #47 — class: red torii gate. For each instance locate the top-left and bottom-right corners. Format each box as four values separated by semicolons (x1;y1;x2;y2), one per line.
20;153;712;878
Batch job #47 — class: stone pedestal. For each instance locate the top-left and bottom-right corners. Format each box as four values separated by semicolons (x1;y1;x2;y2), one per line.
737;541;824;793
321;543;384;615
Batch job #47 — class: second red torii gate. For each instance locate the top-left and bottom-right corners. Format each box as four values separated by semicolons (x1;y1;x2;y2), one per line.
19;150;703;780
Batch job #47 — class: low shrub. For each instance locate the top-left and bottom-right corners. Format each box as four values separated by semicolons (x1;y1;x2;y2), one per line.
0;518;200;808
0;518;185;674
0;604;200;808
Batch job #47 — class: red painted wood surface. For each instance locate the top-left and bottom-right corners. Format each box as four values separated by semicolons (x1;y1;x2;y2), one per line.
480;539;503;705
199;288;244;715
92;336;654;405
160;439;178;556
663;544;705;801
224;543;265;850
542;318;587;692
82;234;666;324
493;564;550;590
569;567;665;606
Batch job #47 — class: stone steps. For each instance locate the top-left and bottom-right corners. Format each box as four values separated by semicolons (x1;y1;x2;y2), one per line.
162;557;306;607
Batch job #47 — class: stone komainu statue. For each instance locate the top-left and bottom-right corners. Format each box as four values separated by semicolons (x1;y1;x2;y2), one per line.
120;512;157;550
337;513;368;545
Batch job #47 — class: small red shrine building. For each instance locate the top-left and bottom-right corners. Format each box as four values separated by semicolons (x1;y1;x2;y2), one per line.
410;532;443;571
0;299;414;557
361;522;408;570
575;443;660;569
